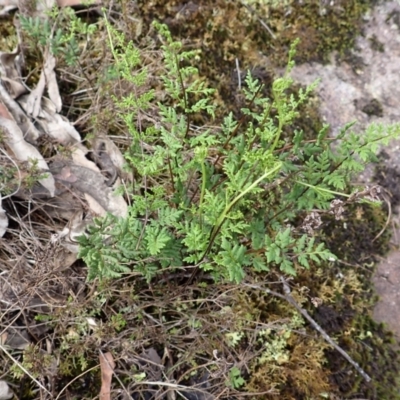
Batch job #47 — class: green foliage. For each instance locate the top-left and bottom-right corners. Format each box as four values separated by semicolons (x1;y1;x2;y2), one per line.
111;313;127;332
78;22;400;283
257;312;304;365
225;331;245;347
226;366;245;389
23;159;50;190
9;344;54;380
0;163;17;195
20;6;97;66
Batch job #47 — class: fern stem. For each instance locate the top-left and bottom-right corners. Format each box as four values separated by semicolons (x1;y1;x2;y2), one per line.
269;95;285;153
294;181;350;198
218;162;282;227
199;161;207;210
203;162;282;258
173;52;191;139
167;156;175;197
198;160;207;228
227;162;282;212
213;83;264;168
103;11;118;62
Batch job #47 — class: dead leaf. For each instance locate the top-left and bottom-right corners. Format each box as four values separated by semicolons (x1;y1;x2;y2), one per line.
0;102;12;119
99;351;115;400
0;332;7;345
0;380;13;400
0;0;18;16
0;196;8;238
141;348;162;381
24;50;61;118
57;250;77;270
134;348;165;400
34;0;56;14
55;197;104;254
57;211;91;253
72;146;102;172
91;136;130;184
44;52;62;112
0;81;41;142
42;189;84;220
17;0;55;17
53;166;79;183
0;48;27;98
51;160;127;217
0;116;55;196
3;328;30;350
180;372;215;400
18;95;81;145
84;193;107;216
91;143;117;186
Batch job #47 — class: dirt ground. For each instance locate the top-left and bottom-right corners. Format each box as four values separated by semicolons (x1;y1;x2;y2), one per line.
289;0;400;340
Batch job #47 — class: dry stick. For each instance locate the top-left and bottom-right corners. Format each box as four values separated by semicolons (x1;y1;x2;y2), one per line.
372;188;391;243
235;58;241;90
239;0;276;39
245;281;372;383
54;365;98;400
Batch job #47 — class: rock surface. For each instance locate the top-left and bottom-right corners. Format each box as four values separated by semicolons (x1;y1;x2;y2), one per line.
289;1;400;339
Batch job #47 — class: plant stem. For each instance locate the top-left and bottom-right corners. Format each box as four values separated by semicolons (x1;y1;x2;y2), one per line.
202;162;282;259
199;160;207;227
294;181;350;198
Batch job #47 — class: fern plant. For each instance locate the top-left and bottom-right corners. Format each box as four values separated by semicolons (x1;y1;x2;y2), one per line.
78;21;400;283
19;6;97;66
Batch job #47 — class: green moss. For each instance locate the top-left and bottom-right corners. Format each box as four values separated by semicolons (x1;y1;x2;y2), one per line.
0;15;17;51
315;203;400;398
263;0;376;65
362;98;384;117
374;161;400;208
386;10;400;31
369;34;385;52
323;203;390;263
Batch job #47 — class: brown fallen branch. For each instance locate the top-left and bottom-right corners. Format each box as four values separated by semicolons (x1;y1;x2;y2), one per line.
244;280;372;383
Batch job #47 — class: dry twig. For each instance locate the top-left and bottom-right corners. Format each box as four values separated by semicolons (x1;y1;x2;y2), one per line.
244;280;372;383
